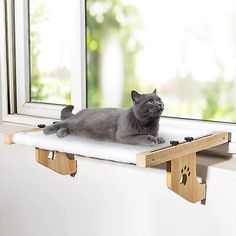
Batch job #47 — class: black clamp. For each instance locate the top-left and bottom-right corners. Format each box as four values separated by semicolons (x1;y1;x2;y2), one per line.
38;124;46;128
184;137;194;142
170;140;179;146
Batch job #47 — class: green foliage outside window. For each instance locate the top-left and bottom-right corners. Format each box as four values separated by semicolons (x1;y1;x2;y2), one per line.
30;0;236;122
30;0;71;104
86;0;141;107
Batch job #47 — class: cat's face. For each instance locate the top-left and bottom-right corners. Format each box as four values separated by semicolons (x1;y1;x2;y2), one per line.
131;89;164;121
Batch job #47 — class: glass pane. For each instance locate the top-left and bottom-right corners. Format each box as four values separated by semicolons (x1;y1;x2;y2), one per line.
29;0;74;104
86;0;236;123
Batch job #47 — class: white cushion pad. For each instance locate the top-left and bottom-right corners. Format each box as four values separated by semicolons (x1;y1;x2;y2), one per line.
13;126;210;164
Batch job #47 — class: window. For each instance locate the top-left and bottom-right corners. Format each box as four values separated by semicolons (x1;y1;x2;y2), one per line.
1;0;86;119
86;0;236;123
0;0;236;144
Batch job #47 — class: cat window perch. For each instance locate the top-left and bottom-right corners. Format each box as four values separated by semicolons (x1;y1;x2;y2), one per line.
4;127;229;203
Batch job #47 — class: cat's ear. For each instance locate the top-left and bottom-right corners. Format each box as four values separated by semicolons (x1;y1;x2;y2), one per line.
131;90;141;104
152;88;157;94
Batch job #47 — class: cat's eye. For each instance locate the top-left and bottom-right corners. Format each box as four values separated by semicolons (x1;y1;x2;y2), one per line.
147;99;154;104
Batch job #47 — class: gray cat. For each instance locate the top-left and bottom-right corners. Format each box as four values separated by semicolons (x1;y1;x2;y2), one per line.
43;89;165;146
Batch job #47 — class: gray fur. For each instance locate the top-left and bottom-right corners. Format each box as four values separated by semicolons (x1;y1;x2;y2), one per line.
43;90;165;146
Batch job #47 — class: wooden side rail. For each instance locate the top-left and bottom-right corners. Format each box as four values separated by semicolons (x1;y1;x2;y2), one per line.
136;132;229;167
4;127;44;145
136;131;229;203
4;134;14;145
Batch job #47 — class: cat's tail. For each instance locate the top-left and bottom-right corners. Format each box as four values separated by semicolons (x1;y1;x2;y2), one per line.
43;105;73;135
61;105;74;120
43;122;66;135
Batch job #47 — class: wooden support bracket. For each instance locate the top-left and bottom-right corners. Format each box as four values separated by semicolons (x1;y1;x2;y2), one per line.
166;153;205;203
35;148;77;176
137;131;229;203
4;128;78;176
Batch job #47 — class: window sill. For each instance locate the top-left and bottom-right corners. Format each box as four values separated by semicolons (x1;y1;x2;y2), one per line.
2;114;58;127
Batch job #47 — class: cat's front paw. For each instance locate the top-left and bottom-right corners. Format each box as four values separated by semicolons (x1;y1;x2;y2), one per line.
146;135;158;146
157;137;165;144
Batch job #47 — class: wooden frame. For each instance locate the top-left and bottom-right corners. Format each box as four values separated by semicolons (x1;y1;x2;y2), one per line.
4;129;229;203
137;131;229;202
136;132;229;167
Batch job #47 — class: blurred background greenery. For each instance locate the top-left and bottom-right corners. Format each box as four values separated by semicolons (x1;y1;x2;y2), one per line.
30;0;71;104
86;0;141;107
30;0;236;122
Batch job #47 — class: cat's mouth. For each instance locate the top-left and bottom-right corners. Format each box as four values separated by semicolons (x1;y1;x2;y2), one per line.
150;105;164;116
157;104;164;111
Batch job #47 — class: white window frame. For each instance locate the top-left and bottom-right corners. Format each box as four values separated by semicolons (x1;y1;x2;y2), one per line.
1;0;236;148
1;0;86;121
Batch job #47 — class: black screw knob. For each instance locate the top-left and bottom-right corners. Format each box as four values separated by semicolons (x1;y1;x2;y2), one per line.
38;124;46;128
170;140;179;146
184;137;193;142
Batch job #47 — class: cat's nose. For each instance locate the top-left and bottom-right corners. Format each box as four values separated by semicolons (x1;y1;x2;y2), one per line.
158;104;164;110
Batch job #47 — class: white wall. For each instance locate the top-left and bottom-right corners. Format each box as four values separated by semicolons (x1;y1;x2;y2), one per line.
1;124;236;236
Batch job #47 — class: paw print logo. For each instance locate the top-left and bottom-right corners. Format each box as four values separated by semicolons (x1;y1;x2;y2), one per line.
180;166;191;185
